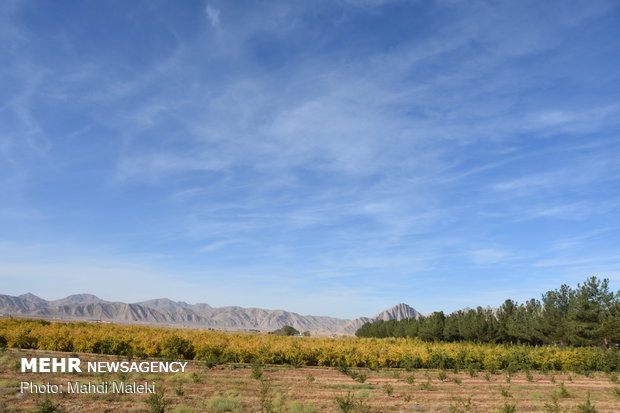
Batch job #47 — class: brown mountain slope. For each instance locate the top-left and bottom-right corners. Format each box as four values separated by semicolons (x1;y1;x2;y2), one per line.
337;303;421;335
0;294;349;333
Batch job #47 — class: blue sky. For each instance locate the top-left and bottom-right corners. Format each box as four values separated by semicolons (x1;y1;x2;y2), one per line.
1;0;619;319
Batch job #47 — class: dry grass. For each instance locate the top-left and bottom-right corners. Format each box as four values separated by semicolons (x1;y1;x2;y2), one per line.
1;349;619;412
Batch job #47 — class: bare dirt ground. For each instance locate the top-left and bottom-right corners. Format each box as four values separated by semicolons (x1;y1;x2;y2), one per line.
1;349;619;412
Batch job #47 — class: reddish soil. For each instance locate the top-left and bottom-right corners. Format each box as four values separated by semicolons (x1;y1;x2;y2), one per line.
1;349;619;412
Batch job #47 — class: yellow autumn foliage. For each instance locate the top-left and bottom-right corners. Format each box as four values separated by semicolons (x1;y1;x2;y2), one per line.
1;318;618;372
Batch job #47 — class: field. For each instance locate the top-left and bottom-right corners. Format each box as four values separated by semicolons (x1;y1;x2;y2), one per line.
2;349;620;412
2;319;620;412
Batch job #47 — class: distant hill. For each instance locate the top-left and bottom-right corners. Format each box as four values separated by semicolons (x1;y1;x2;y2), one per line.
0;293;349;333
50;294;104;306
0;293;423;335
18;293;49;307
134;298;212;311
337;303;421;335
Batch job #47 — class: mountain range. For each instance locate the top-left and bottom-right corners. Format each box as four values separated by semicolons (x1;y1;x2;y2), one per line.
0;293;421;335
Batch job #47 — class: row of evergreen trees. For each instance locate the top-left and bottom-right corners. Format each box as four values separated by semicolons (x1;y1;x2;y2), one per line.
356;277;620;347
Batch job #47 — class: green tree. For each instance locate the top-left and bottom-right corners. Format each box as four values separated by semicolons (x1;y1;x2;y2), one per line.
541;284;572;345
419;312;445;341
497;299;518;343
568;277;615;346
270;325;300;336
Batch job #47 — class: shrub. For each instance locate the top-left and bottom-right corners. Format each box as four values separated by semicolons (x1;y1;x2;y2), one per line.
428;350;452;369
206;394;241;412
543;392;561;413
334;392;371;413
92;338;133;357
336;360;350;376
400;356;423;371
259;379;275;413
251;362;264;380
351;371;367;383
334;393;356;413
147;389;168;413
287;401;314;413
162;336;195;360
14;332;38;349
190;372;202;384
202;353;220;369
449;395;473;413
34;398;60;413
525;370;534;382
575;392;598;413
419;378;434;391
499;386;511;398
497;402;516;413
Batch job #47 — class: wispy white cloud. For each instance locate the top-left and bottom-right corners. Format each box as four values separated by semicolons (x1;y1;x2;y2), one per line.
197;239;239;253
532;200;618;220
491;156;618;197
206;5;221;28
492;171;566;193
2;0;620;316
468;248;518;266
548;228;617;252
533;257;604;268
527;105;620;135
116;153;227;182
